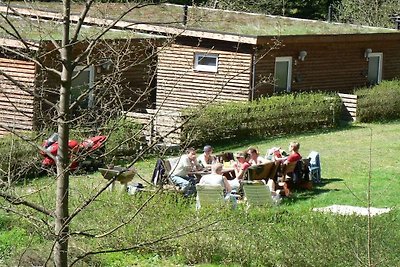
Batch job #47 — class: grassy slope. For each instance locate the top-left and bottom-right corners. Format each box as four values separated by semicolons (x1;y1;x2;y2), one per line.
1;121;400;266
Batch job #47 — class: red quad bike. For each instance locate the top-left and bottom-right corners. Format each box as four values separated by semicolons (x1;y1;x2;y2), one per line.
40;133;107;172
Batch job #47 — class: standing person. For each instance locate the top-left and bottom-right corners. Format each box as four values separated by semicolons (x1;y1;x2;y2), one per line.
197;145;216;169
247;147;266;165
198;163;232;193
170;147;201;197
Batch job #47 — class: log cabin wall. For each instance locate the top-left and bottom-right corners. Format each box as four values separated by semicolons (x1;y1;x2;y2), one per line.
155;37;253;142
0;54;36;136
156;37;253;112
254;34;400;97
36;39;157;130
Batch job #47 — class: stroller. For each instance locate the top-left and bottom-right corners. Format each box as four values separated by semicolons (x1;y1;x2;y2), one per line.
40;133;107;172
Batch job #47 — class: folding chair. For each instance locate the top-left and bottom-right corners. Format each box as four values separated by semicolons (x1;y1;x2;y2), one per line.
276;161;298;197
245;161;275;181
242;181;274;210
308;151;321;183
195;184;225;210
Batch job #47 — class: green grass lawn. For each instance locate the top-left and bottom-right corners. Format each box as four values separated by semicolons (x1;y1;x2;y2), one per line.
1;121;400;266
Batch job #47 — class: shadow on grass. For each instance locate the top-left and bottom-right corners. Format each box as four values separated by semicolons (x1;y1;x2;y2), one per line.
282;177;343;205
211;122;367;152
317;177;343;187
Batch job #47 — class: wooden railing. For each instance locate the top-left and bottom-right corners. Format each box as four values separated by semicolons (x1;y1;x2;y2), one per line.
338;93;358;121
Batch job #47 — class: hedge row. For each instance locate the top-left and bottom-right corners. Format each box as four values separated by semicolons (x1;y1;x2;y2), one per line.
182;92;342;145
0;134;41;183
356;80;400;123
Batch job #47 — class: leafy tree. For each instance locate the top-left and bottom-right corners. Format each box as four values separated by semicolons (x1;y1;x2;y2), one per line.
335;0;400;27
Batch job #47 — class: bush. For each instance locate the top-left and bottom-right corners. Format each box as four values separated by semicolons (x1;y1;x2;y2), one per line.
182;92;341;145
103;118;147;161
356;80;400;122
0;133;41;183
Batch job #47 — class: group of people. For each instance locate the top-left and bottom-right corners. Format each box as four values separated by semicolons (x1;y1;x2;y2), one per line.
169;142;302;197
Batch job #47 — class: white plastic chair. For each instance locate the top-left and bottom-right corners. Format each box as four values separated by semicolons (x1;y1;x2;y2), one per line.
242;181;274;210
195;184;225;210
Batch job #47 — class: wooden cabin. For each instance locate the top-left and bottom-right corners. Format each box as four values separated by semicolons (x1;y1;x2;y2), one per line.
2;3;400;142
0;35;158;136
155;32;400;113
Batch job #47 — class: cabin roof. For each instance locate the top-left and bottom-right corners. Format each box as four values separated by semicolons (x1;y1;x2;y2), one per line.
1;2;399;45
0;10;164;42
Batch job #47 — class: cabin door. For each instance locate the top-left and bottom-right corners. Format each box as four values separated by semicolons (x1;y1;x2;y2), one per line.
367;53;382;86
274;57;292;93
71;65;95;108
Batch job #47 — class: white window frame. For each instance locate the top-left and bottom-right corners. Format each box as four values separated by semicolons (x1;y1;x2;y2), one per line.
71;65;95;108
274;57;293;93
193;53;219;72
367;52;383;84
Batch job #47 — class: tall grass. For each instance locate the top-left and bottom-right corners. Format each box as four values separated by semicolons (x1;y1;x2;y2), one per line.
1;121;400;266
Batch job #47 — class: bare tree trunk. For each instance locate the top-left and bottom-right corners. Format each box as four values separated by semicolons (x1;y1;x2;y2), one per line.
54;0;72;266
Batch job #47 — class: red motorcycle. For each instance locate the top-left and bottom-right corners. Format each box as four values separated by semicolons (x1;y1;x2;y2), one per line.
41;133;107;172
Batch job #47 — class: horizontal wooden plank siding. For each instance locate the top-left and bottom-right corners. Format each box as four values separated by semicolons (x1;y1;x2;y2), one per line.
254;37;400;97
125;109;183;144
338;93;358;121
156;43;252;113
0;57;35;135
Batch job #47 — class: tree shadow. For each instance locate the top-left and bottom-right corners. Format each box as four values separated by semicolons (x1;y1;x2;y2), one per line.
211;123;367;152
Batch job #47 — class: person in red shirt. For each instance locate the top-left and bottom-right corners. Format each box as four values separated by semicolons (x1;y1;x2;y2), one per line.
285;142;302;164
273;142;302;164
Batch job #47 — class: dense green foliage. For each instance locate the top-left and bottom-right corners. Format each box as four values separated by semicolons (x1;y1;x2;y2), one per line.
103;118;146;161
335;0;400;28
356;80;400;122
0;133;41;182
182;93;341;145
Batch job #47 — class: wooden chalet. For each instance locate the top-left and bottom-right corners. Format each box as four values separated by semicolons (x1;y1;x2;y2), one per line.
0;15;160;136
2;3;400;142
135;6;400;141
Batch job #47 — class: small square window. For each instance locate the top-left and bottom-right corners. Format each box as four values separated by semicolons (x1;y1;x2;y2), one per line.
194;53;218;72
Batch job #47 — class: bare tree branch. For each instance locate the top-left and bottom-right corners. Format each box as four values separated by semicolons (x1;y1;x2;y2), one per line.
0;190;54;217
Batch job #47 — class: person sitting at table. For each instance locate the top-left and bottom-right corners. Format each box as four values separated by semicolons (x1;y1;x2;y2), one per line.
247;147;266;165
275;142;302;164
170;147;202;197
197;145;217;169
228;151;251;190
266;147;285;161
198;163;232;193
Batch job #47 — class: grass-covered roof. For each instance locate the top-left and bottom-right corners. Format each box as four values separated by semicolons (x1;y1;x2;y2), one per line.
3;2;397;37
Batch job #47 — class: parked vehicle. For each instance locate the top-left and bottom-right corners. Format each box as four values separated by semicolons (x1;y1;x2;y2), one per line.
40;133;107;172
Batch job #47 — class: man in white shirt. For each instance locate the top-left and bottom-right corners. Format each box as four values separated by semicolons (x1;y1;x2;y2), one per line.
170;147;201;197
197;145;217;169
199;163;231;193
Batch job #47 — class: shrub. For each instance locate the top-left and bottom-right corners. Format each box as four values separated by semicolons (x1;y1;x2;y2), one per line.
0;133;41;183
356;80;400;122
103;118;147;161
182;92;341;145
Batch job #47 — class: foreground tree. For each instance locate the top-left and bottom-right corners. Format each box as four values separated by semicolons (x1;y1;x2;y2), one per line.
0;1;173;266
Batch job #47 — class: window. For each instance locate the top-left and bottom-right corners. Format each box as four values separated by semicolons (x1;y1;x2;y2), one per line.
194;53;218;72
367;52;383;85
71;65;95;109
274;57;292;93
